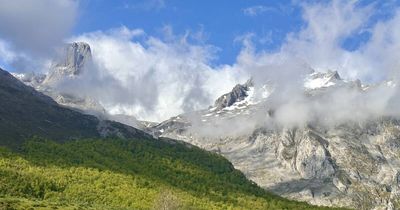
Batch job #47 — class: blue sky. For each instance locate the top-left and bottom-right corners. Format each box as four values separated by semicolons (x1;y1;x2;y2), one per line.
1;0;399;68
73;0;399;65
75;0;304;65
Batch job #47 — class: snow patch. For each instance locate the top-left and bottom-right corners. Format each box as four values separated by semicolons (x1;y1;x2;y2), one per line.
304;77;336;89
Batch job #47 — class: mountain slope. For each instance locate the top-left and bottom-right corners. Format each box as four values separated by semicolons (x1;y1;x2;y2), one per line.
0;66;341;209
0;137;342;210
153;71;400;209
0;68;149;148
12;42;149;130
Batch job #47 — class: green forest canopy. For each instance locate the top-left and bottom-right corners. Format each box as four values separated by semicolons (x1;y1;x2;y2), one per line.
0;137;347;209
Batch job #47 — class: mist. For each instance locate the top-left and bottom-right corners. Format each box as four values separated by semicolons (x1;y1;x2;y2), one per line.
59;27;247;122
62;1;400;124
2;0;400;126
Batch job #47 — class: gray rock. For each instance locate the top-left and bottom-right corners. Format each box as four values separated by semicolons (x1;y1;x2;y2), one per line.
43;42;92;86
151;72;400;209
12;42;156;131
214;78;253;110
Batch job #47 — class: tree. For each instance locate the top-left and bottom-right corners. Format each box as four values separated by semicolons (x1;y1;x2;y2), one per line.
152;190;182;210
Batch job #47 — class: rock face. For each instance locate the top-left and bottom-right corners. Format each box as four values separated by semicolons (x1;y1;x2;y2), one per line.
10;42;400;208
151;71;400;209
14;42;100;113
304;70;342;89
11;42;152;130
39;43;106;115
278;128;336;179
43;42;92;86
214;79;254;110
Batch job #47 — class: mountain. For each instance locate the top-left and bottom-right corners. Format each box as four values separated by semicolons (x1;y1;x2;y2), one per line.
21;42;106;114
214;78;254;110
8;42;396;209
152;71;400;209
0;68;334;209
0;68;150;149
42;42;92;86
12;42;151;130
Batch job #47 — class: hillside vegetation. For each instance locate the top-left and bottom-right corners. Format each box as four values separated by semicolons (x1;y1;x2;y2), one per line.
0;137;346;210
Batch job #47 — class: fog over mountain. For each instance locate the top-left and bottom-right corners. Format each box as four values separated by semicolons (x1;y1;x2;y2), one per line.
64;1;400;122
3;1;400;209
2;0;400;123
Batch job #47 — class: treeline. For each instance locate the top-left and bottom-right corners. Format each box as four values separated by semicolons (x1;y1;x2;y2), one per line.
0;137;347;209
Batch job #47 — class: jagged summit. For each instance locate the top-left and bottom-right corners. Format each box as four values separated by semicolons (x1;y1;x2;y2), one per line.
27;42;105;116
10;42;152;130
213;70;356;112
214;78;254;110
304;70;343;89
152;69;400;209
43;42;92;86
55;42;92;74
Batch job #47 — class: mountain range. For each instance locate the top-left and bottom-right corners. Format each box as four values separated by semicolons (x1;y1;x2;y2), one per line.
9;42;400;209
0;43;340;209
152;70;400;209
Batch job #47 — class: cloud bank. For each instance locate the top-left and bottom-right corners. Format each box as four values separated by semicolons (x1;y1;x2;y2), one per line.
231;0;400;128
63;27;247;121
0;0;78;71
3;0;400;124
59;0;400;123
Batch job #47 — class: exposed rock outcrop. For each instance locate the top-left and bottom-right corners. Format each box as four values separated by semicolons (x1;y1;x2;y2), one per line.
11;42;153;131
214;78;254;110
151;71;400;209
43;42;92;86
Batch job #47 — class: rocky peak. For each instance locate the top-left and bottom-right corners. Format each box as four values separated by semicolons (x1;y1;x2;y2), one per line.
304;70;344;90
328;70;341;80
43;42;92;86
214;78;254;110
55;42;91;75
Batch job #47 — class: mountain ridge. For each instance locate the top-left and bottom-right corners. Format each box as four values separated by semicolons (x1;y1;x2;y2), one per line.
0;65;337;210
151;71;400;209
9;42;400;209
12;42;150;130
0;67;151;149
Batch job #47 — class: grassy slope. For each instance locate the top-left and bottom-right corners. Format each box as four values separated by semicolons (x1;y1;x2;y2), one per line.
0;137;347;210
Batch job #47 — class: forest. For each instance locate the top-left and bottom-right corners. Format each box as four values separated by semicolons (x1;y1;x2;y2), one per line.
0;137;345;209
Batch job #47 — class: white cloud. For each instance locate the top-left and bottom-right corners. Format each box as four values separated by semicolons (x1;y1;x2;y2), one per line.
61;0;400;123
4;0;400;125
236;0;400;127
243;5;275;16
281;1;372;80
278;0;400;84
0;0;78;72
0;40;16;64
64;27;247;122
